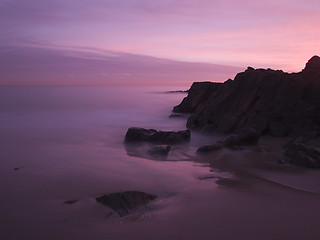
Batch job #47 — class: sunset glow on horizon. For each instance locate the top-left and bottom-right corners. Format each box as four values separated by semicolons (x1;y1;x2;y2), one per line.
1;0;319;85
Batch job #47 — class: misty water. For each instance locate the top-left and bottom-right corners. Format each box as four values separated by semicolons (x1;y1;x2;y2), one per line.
1;86;320;240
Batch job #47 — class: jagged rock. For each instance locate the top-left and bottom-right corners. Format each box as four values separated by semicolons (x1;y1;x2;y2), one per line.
96;191;157;217
147;145;171;156
175;56;320;137
223;128;260;147
125;127;190;144
284;138;320;168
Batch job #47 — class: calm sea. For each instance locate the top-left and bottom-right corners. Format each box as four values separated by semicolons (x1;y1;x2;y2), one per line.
1;86;320;240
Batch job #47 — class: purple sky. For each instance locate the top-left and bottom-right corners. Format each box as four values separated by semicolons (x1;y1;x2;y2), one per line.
0;44;242;86
1;0;319;85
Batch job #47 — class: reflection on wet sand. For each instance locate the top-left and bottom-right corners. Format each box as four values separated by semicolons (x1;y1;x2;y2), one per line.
125;134;320;194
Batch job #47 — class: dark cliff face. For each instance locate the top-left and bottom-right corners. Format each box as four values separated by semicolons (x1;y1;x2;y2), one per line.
173;56;320;137
173;81;222;113
304;55;320;72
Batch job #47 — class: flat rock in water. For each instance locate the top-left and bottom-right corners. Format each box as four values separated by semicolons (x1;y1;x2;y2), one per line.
125;127;190;144
96;191;157;217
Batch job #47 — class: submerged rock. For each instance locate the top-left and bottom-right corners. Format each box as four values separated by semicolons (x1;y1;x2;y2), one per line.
96;191;157;217
125;127;190;144
64;200;78;205
147;145;171;156
175;56;320;137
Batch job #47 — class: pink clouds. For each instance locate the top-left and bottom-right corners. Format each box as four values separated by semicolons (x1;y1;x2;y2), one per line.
0;0;319;85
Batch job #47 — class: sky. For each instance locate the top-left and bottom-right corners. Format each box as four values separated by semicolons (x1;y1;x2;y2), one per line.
0;0;319;85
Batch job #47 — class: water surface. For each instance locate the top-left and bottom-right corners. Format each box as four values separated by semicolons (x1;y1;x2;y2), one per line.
1;86;320;240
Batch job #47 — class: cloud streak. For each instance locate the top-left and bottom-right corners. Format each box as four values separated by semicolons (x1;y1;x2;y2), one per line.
1;0;319;84
0;44;242;86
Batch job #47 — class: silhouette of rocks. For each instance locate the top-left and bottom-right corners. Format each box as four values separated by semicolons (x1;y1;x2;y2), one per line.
125;127;190;144
96;191;157;217
304;55;320;72
147;145;171;156
174;56;320;137
173;81;222;113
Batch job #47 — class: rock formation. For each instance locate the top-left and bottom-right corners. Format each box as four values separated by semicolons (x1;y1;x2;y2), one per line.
96;191;157;217
173;56;320;137
173;81;222;113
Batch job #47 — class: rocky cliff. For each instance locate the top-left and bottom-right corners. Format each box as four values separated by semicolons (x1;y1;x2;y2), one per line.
173;56;320;137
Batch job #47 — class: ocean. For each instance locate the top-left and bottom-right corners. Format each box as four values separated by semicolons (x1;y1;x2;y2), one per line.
1;86;320;240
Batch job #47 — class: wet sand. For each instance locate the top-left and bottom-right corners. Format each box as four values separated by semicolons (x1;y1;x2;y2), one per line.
2;135;320;240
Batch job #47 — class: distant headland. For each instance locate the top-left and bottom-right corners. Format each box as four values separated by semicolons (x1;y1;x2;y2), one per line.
173;55;320;138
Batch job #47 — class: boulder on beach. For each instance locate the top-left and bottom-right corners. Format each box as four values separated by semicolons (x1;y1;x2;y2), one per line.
174;56;320;137
125;127;190;144
96;191;157;217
